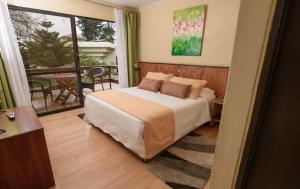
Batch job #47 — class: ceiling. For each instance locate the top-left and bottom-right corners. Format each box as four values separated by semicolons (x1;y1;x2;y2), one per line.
101;0;159;7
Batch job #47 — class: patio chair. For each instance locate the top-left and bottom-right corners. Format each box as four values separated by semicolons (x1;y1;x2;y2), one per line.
28;79;53;109
81;67;105;92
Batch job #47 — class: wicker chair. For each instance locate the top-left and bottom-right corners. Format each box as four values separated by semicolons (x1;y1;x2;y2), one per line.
28;79;53;109
81;67;105;92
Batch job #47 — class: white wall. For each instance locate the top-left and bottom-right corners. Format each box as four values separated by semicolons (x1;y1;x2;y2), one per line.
7;0;114;21
138;0;241;66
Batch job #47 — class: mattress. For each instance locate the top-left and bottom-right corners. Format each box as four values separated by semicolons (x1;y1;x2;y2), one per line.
84;87;214;159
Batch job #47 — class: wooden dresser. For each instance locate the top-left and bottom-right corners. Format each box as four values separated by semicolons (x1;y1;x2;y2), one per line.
0;106;55;189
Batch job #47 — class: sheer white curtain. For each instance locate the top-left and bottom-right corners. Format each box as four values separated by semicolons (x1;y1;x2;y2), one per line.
114;9;129;88
0;0;31;106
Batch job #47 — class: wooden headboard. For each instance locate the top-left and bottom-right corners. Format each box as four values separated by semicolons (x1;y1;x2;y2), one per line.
139;62;230;97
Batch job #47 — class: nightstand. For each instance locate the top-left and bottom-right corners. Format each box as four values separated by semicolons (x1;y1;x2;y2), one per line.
210;97;224;126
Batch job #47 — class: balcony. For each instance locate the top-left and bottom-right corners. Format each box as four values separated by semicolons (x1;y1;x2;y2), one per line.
27;65;119;114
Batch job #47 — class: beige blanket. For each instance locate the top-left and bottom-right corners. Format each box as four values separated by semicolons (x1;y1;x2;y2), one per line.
89;90;175;159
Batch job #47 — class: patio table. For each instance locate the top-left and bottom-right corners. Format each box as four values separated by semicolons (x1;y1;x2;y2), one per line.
40;73;78;104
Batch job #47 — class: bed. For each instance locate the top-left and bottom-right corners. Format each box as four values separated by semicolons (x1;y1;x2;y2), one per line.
84;87;215;160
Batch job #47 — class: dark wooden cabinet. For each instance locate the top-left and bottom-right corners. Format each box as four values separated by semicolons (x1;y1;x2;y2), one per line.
0;106;55;189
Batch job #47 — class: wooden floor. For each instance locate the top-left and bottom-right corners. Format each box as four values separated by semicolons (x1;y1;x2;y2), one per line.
40;108;218;189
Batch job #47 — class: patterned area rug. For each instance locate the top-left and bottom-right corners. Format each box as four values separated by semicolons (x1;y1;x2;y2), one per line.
145;132;216;189
78;113;215;189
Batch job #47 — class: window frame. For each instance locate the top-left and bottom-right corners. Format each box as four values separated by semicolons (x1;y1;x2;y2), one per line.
8;5;116;116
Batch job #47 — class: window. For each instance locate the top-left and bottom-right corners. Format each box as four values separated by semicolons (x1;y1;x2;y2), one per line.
8;6;118;115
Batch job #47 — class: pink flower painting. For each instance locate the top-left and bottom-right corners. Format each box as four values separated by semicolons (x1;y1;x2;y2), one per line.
172;5;206;56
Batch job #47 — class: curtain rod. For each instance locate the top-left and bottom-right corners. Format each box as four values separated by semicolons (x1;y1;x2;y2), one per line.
82;0;138;12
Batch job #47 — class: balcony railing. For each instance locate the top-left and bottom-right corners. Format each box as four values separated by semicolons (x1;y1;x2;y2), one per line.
80;65;118;89
26;65;119;90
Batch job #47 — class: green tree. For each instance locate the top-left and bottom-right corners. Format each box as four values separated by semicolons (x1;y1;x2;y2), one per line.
79;53;99;66
76;18;115;43
21;21;74;68
9;9;38;41
99;22;115;43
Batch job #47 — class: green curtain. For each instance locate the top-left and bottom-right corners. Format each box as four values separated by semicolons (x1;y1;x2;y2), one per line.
125;11;139;86
0;51;15;109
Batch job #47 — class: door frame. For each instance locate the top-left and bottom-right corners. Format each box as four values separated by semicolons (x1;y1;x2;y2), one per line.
209;0;279;188
235;0;289;188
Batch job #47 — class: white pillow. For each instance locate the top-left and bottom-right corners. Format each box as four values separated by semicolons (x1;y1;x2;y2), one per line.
200;88;216;107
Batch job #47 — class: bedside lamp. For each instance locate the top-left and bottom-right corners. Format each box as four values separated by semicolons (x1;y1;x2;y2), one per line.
0;105;5;133
134;63;139;71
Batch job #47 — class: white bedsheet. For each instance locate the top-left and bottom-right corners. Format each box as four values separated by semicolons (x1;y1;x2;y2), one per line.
84;87;213;159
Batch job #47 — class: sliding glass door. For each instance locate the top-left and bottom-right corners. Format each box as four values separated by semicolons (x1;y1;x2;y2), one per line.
9;7;83;115
8;6;119;115
75;16;119;96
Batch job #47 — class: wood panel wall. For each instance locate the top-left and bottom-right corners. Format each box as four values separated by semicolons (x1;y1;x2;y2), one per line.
139;62;230;97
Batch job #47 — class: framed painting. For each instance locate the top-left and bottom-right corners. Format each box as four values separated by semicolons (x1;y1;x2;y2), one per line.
172;5;207;56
